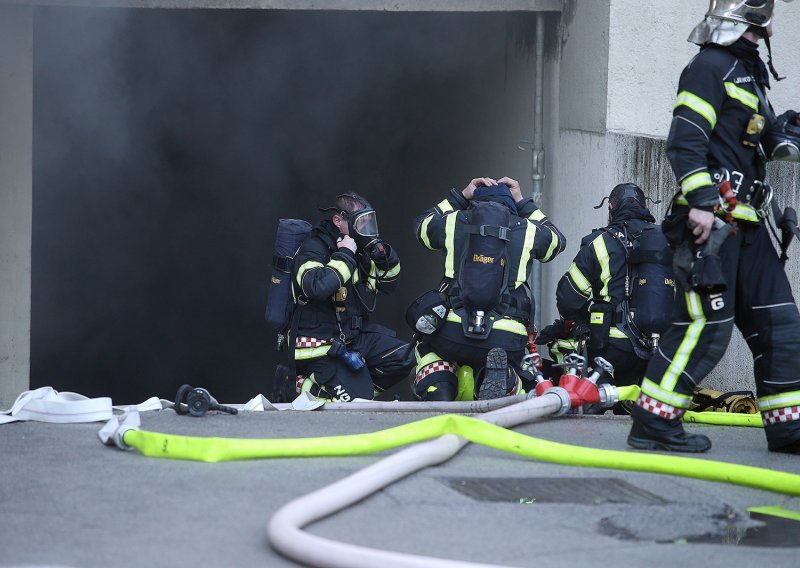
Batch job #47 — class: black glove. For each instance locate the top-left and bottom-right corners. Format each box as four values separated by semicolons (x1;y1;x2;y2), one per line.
535;318;569;345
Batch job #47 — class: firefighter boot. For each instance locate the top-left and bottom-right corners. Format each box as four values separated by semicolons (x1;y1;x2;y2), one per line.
627;404;712;453
478;348;509;400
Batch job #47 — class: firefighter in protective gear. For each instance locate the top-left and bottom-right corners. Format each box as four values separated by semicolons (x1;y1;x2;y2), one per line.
411;177;566;401
627;0;800;453
289;193;414;401
555;184;666;389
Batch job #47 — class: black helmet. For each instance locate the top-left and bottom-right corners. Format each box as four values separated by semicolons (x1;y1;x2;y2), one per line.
609;183;647;210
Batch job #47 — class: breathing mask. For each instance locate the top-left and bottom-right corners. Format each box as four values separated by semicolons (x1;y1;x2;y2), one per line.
762;110;800;162
319;193;384;259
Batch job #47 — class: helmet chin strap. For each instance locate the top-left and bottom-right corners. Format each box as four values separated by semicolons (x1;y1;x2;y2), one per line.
762;32;785;81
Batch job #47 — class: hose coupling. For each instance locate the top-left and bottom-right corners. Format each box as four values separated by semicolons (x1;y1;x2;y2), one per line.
597;383;619;407
543;386;572;416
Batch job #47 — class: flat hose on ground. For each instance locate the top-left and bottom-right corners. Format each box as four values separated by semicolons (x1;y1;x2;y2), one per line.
118;391;800;568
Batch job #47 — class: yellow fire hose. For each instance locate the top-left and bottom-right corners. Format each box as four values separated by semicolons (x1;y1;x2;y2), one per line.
122;412;798;495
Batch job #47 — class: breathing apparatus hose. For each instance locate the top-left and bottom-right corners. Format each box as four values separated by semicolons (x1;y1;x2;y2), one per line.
113;390;800;568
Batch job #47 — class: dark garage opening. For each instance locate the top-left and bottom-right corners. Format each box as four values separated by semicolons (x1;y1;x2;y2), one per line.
32;7;547;403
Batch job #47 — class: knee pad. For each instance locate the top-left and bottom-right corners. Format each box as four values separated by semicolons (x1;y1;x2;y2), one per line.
418;380;458;401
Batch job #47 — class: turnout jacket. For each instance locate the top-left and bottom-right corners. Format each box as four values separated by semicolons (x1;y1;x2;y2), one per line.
667;38;773;221
415;189;566;334
292;219;401;342
556;205;656;345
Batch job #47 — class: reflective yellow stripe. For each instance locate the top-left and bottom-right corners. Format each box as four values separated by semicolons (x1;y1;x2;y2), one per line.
515;222;537;285
675;90;717;128
662;291;706;391
675;195;689;205
758;391;800;412
296;261;324;286
568;263;592;295
541;228;561;263
445;311;526;335
327;259;352;283
294;346;330;360
444;212;458;278
592;236;611;301
681;171;713;194
416;352;442;369
724;82;759;112
528;209;545;221
730;204;759;223
641;377;694;409
590;313;603;324
609;327;628;339
301;375;314;393
383;262;401;279
419;215;435;250
366;262;378;291
437;199;453;213
492;318;527;335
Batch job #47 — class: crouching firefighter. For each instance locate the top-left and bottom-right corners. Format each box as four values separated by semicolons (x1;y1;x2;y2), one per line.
556;183;675;389
628;0;800;453
408;176;566;401
282;193;414;402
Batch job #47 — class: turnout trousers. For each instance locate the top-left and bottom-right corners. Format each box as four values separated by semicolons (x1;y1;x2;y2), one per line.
640;221;800;449
295;327;414;401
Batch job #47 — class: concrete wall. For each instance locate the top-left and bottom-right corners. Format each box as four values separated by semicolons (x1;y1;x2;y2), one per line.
0;5;33;408
547;0;800;392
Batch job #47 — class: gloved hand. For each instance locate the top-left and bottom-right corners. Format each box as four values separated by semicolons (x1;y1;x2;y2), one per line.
535;318;573;345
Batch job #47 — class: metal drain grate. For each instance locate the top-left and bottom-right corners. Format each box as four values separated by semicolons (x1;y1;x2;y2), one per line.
441;477;669;505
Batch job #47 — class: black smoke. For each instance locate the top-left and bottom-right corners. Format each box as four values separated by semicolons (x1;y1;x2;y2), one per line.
32;7;541;402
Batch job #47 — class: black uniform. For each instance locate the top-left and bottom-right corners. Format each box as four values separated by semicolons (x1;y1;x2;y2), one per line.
290;219;414;401
555;202;658;387
640;38;800;451
412;189;566;400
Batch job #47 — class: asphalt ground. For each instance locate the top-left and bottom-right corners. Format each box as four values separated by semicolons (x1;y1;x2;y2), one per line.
2;409;800;568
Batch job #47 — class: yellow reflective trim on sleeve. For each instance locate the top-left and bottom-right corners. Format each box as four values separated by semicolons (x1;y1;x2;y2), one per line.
366;261;378;291
327;259;352;283
730;204;759;223
724;82;759;112
675;90;717;128
590;312;603;324
757;391;800;412
296;261;324;286
383;262;401;279
444;212;458;278
609;327;628;339
568;263;592;295
528;209;545;221
446;311;462;323
661;291;706;392
417;351;444;369
681;171;713;194
541;228;561;263
437;199;453;213
294;346;331;360
515;222;537;285
675;195;689;205
640;377;694;409
419;214;435;250
592;236;611;301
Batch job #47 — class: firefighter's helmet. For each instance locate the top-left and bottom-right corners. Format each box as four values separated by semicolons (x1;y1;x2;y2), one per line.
688;0;793;46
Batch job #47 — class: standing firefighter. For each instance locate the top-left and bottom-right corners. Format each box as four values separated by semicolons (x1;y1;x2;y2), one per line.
409;177;566;401
628;0;800;453
287;193;414;401
555;183;674;390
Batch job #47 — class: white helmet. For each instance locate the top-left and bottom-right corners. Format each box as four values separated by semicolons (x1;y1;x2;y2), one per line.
688;0;793;46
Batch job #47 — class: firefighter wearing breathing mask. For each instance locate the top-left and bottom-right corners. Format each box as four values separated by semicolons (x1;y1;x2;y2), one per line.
288;193;414;401
627;0;800;454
